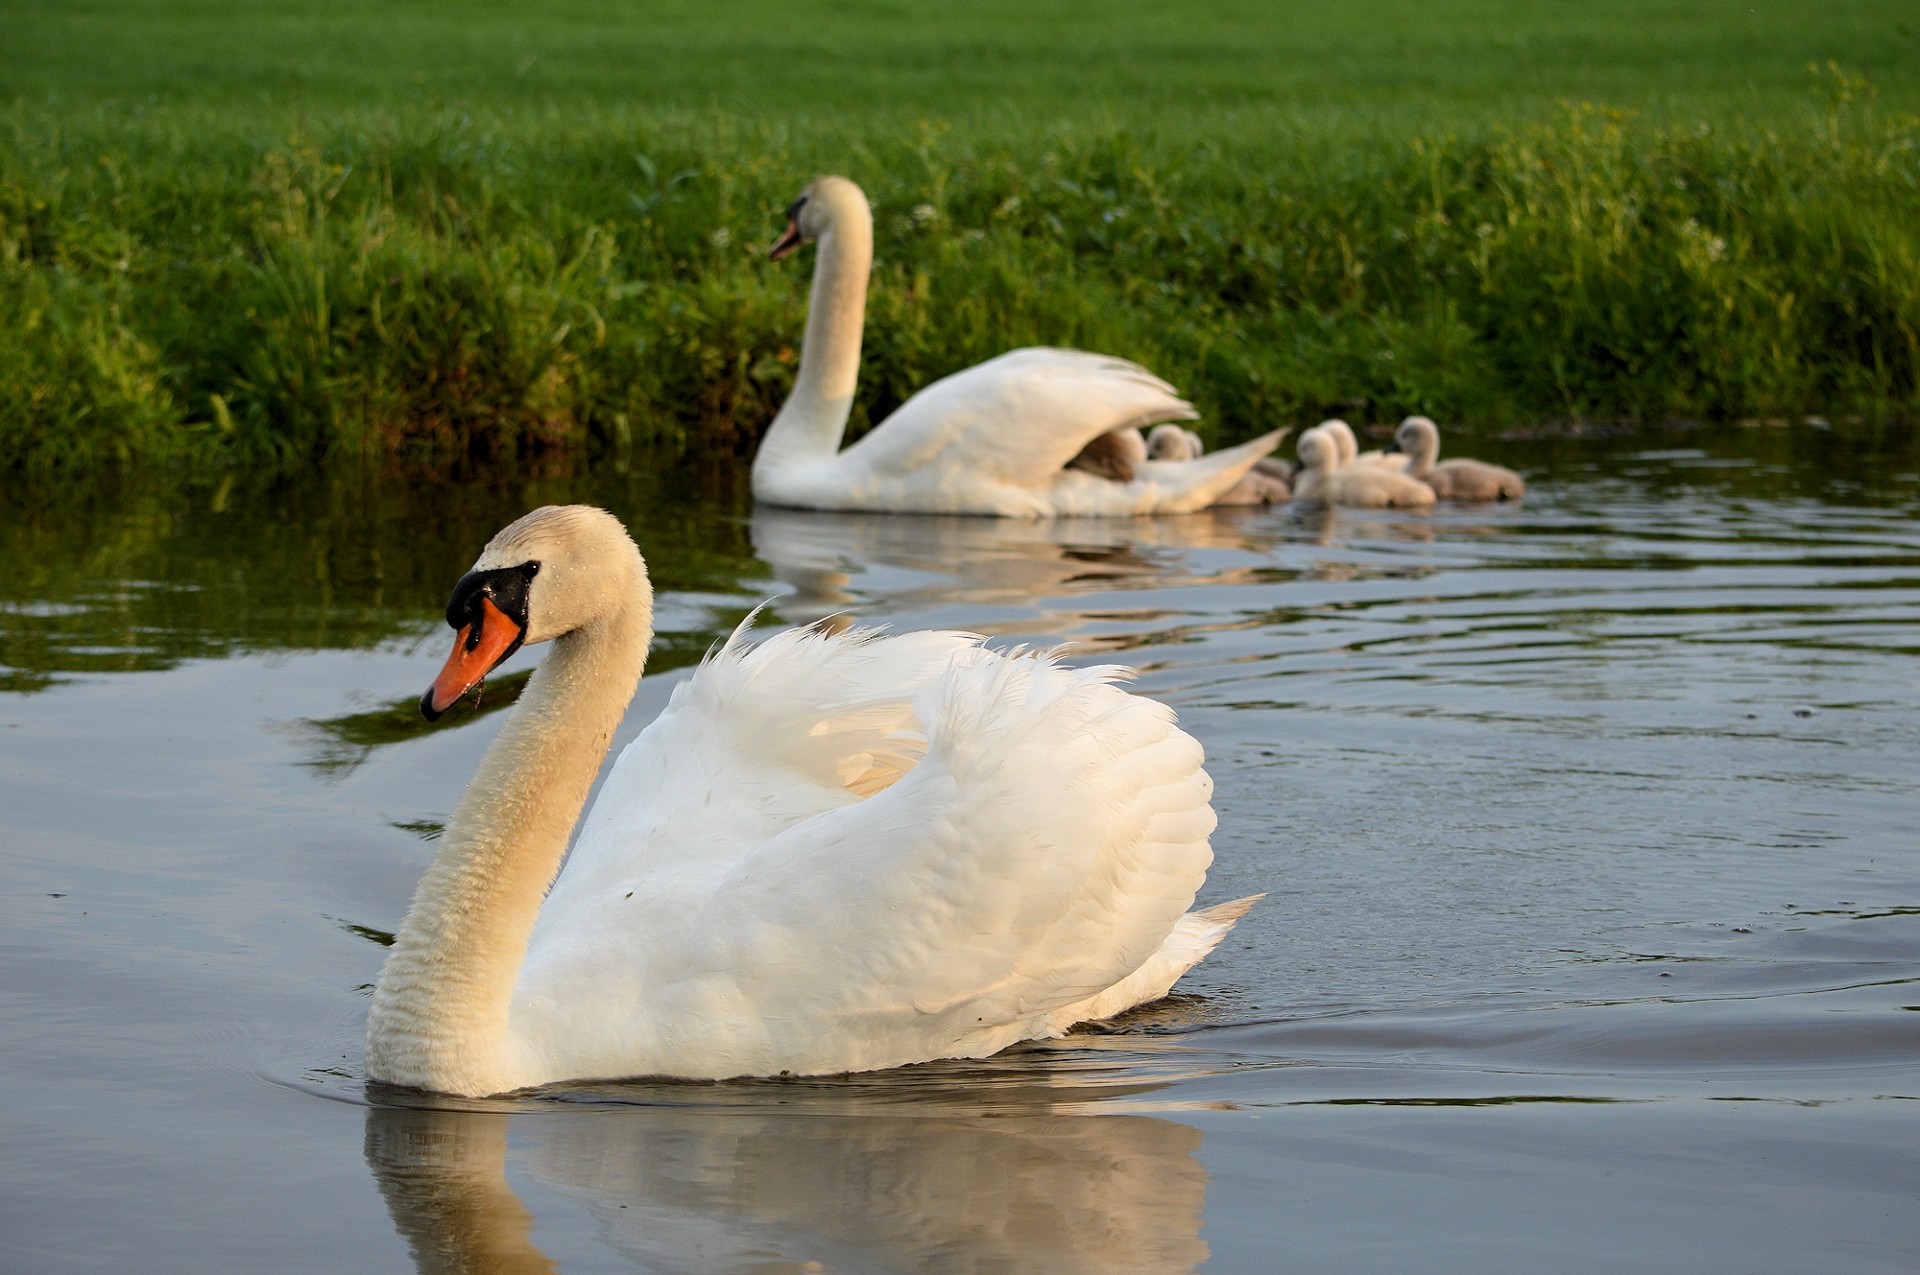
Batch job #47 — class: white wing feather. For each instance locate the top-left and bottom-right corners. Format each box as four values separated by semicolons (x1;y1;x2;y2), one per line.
512;624;1233;1081
841;348;1198;485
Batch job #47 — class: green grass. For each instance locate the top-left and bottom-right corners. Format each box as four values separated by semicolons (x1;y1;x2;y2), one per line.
9;0;1919;122
2;1;1918;473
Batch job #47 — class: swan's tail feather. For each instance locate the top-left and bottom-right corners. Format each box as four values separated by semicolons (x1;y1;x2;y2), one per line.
1157;893;1264;975
1043;893;1263;1031
1138;429;1289;512
1191;893;1265;929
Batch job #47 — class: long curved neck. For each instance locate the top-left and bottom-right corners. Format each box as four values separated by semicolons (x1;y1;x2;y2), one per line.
754;210;871;481
367;600;650;1096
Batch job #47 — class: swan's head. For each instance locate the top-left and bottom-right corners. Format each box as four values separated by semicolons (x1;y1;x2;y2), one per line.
1146;423;1205;462
1296;427;1336;473
1387;416;1440;462
769;175;869;260
421;506;649;721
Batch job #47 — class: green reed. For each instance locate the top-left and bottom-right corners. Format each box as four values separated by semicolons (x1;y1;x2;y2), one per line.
1;69;1916;474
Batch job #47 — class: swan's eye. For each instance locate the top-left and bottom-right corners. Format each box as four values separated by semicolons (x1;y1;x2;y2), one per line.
520;561;541;579
785;196;807;222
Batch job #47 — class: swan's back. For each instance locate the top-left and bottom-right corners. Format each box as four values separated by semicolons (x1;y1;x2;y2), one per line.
841;349;1196;484
512;625;1236;1081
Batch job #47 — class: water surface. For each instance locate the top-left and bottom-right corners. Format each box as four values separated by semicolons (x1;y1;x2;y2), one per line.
2;430;1917;1272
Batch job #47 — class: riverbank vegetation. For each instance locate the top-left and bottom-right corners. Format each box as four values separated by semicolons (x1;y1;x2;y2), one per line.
3;1;1917;473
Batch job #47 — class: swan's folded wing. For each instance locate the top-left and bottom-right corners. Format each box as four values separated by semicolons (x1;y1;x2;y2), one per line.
841;348;1200;487
545;625;988;894
683;648;1218;1075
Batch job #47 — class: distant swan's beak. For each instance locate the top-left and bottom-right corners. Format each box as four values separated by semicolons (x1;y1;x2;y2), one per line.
769;217;805;261
422;598;524;721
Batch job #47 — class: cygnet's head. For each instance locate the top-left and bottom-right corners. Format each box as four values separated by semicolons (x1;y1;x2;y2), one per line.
769;175;870;259
423;506;651;720
1390;416;1441;462
1146;423;1205;461
1296;429;1336;473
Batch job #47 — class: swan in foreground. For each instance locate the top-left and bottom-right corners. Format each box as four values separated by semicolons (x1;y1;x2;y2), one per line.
1290;425;1437;509
1388;416;1526;501
365;505;1258;1096
754;176;1285;516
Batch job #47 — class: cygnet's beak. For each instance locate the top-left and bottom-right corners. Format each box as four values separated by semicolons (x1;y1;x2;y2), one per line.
423;598;525;721
1384;441;1403;455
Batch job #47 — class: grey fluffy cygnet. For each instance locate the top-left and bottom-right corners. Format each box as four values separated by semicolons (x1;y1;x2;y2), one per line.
1389;417;1525;501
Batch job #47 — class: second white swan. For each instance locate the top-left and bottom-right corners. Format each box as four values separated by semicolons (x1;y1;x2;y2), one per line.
753;176;1284;517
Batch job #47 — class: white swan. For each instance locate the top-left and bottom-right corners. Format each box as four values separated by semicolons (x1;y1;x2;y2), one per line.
1389;416;1526;501
1290;426;1436;509
753;176;1285;517
366;505;1258;1097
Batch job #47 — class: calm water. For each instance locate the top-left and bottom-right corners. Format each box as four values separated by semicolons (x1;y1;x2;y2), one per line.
2;430;1917;1272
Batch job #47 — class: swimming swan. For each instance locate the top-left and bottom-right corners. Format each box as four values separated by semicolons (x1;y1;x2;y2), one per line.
365;505;1258;1096
1290;427;1436;509
1389;416;1526;501
754;176;1285;517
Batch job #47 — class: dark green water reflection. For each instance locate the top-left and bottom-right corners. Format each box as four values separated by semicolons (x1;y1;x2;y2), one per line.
0;461;762;693
3;423;1911;694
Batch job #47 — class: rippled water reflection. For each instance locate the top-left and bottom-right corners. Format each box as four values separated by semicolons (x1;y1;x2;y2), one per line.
2;431;1916;1272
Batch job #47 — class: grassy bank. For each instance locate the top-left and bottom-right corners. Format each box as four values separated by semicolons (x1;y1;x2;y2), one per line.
2;2;1918;473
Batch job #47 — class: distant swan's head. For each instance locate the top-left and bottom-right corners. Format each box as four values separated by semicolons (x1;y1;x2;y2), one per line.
421;506;649;720
1146;423;1205;461
769;175;870;260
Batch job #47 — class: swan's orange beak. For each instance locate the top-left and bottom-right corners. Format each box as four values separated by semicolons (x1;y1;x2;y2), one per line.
423;598;523;720
768;216;804;261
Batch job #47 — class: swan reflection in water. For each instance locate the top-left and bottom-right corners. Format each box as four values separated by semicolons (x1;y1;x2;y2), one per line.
366;1096;1211;1273
751;503;1500;641
750;504;1286;641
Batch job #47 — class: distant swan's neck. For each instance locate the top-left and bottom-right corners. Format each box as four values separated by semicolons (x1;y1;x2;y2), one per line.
366;602;650;1096
754;211;871;484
